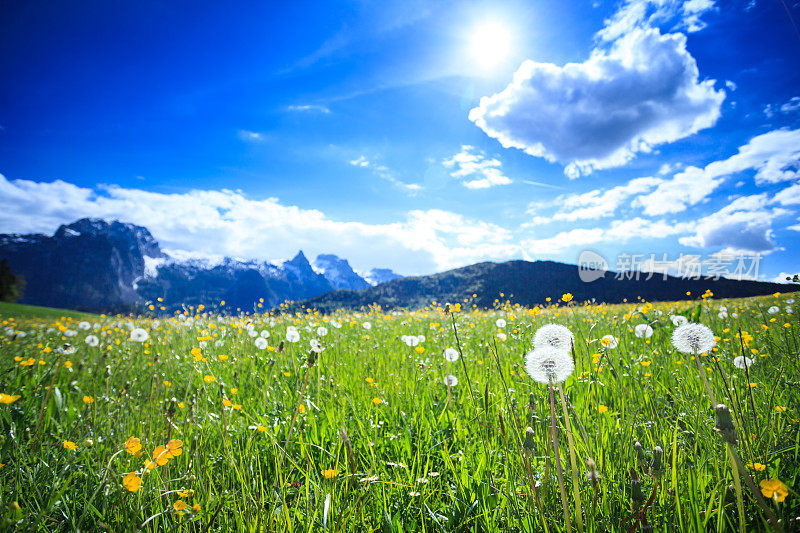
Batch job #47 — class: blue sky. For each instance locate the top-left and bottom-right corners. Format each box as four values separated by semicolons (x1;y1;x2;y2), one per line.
1;0;799;281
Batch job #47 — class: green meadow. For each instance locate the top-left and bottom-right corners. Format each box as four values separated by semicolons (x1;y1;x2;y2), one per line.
0;293;797;531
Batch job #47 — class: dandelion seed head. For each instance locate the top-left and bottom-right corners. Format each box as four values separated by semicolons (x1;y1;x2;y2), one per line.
524;347;575;384
444;374;458;387
85;335;99;347
600;335;618;349
634;324;653;338
130;328;149;343
255;337;268;350
672;323;716;354
671;315;688;327
733;355;754;369
444;348;459;362
495;318;507;328
533;324;574;351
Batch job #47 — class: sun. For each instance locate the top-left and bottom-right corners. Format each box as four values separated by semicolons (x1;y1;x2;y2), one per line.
469;21;512;69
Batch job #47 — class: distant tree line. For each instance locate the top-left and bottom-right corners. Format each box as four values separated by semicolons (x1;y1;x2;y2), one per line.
0;259;24;302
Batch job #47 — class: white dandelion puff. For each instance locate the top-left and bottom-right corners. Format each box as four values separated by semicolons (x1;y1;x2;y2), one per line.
444;348;459;362
495;318;507;328
768;306;779;314
600;335;618;349
672;323;716;354
286;328;300;343
496;332;507;341
130;328;149;342
401;335;419;347
634;324;654;338
317;326;328;337
64;329;77;337
733;356;753;369
671;315;688;327
248;329;258;337
444;374;458;387
78;321;91;330
85;335;99;347
417;335;426;343
310;339;324;353
533;324;574;351
255;337;268;350
363;322;372;330
260;330;270;339
718;311;728;319
525;347;575;384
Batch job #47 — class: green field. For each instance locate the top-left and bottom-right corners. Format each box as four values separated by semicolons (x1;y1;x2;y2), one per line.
0;293;797;531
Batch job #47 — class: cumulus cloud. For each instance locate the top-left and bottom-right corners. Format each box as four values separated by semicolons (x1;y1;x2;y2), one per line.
773;182;800;206
468;28;724;178
441;146;513;189
0;174;517;275
598;0;716;42
636;128;800;215
678;194;786;252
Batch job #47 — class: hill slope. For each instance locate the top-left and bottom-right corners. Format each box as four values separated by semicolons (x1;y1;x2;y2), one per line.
296;260;798;312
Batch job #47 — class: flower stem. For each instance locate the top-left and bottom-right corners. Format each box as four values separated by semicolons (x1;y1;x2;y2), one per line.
558;383;584;533
549;385;572;533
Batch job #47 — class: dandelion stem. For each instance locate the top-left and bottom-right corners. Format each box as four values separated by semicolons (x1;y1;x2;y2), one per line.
728;444;746;533
549;384;572;533
691;348;717;406
558;383;584;533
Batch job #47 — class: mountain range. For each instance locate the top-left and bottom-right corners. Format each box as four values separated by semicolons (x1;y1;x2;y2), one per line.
0;217;796;313
295;260;798;313
0;218;400;312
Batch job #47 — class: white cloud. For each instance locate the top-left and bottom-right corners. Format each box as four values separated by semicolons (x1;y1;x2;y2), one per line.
520;216;692;253
0;174;516;275
598;0;716;42
287;104;331;114
678;194;785;252
348;155;423;193
441;146;512;189
636;128;800;215
780;96;800;114
469;28;724;177
549;176;662;222
238;130;264;142
773;182;800;206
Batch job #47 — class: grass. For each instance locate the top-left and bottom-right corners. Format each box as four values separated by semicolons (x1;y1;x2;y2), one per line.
0;292;797;531
0;301;97;321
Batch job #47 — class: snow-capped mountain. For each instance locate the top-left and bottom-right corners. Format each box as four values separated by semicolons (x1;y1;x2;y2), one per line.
0;218;402;312
364;268;402;286
314;254;371;290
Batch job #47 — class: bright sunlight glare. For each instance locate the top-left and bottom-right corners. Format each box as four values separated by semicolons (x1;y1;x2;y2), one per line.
469;21;512;69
